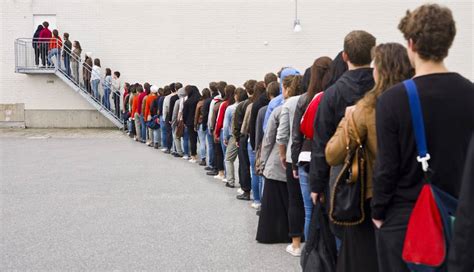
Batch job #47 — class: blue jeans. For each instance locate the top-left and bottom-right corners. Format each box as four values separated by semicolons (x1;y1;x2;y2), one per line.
160;116;167;148
206;129;214;167
298;166;313;239
140;115;146;141
198;124;207;161
153;128;160;144
47;48;60;67
63;54;71;76
183;126;190;156
91;79;100;100
102;87;111;110
248;142;261;203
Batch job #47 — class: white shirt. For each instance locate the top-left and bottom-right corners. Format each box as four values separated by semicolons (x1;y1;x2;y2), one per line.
91;65;101;81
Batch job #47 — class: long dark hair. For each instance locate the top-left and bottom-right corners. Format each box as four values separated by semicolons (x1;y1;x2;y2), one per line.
93;58;101;67
306;56;333;101
201;88;211;100
74;41;82;51
323;51;348;89
52;29;59;39
251;81;266;102
224;85;236;104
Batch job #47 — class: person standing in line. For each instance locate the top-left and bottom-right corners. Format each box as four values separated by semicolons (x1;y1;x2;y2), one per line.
172;86;186;157
146;85;159;148
183;85;202;163
234;80;256;200
243;81;265;204
102;68;112;110
132;84;144;141
223;87;247;188
71;41;82;84
160;85;172;152
214;84;234;180
165;83;179;154
326;43;414;272
83;53;93;94
206;81;226;176
112;71;123;118
194;88;211;166
47;29;62;68
38;21;52;67
276;75;306;257
32;25;43;67
122;82;130;130
178;86;191;160
62;33;72;76
290;56;334;239
139;83;151;143
308;31;376;249
372;5;473;271
204;82;220;173
90;58;102;101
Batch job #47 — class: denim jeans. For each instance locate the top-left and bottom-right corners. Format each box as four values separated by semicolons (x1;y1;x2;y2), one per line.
102;87;111;110
197;124;207;161
153;128;160;145
63;54;71;76
139;115;146;141
298;166;313;239
47;48;60;68
183;126;190;156
248;142;261;203
160;116;167;148
206;129;214;167
91;79;100;100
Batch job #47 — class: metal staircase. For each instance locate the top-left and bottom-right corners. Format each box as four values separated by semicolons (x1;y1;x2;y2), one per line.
14;38;123;129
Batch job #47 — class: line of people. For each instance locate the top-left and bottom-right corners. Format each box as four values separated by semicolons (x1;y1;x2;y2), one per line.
33;22;124;117
38;3;474;271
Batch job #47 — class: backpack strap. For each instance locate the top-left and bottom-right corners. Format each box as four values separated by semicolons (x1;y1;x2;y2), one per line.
403;79;431;172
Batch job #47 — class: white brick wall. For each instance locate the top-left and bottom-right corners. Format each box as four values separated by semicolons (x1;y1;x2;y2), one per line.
1;0;472;110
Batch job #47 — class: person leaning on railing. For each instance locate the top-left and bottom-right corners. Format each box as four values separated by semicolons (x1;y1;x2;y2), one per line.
62;33;72;76
71;41;82;84
83;53;93;94
47;29;62;68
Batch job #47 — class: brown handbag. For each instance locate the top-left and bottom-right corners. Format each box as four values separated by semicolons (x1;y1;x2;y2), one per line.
329;112;366;226
176;120;185;138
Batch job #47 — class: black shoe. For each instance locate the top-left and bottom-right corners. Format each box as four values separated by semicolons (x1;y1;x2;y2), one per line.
174;153;183;158
204;166;213;171
256;209;261;216
206;170;218;176
199;160;206;166
164;149;171;154
236;192;251;201
225;182;235;188
154;144;159;149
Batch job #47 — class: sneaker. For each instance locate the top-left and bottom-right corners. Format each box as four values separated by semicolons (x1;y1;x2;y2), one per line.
199;160;207;166
286;244;302;257
236;192;251;201
163;149;171;154
161;148;168;152
222;178;228;183
204;166;213;171
174;153;183;158
189;159;197;163
182;155;190;160
251;202;261;209
237;188;244;195
154;144;159;149
225;182;235;188
206;170;218;176
213;174;224;180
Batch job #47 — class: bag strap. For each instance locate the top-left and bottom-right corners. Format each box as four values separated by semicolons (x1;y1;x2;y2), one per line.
403;79;431;172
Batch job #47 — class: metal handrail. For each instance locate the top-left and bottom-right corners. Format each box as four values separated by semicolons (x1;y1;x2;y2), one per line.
14;38;122;124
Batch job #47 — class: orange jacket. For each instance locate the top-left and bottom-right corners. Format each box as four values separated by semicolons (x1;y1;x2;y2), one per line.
144;95;158;120
49;37;62;50
131;94;140;118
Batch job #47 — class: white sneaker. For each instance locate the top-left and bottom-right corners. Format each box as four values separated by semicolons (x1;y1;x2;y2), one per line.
251;202;261;209
189;159;197;163
213;175;224;180
237;188;244;194
161;148;167;152
222;178;228;183
286;244;302;257
182;155;190;160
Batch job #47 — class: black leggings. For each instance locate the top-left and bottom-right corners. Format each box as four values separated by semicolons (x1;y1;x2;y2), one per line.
188;125;198;156
214;141;224;171
238;135;251;191
286;162;305;238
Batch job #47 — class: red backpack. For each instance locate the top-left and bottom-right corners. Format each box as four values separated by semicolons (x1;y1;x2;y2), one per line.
300;92;324;139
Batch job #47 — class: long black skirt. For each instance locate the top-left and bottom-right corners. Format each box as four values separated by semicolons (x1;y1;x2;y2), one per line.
336;200;379;272
256;178;292;244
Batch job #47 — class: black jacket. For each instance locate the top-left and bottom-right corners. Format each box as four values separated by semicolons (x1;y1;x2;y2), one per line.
183;86;201;127
166;95;179;123
233;99;251;141
291;93;311;171
201;97;212;130
449;133;474;272
249;95;270;150
309;68;374;193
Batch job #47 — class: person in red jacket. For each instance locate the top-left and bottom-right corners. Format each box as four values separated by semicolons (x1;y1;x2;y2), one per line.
47;29;62;68
38;21;52;67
